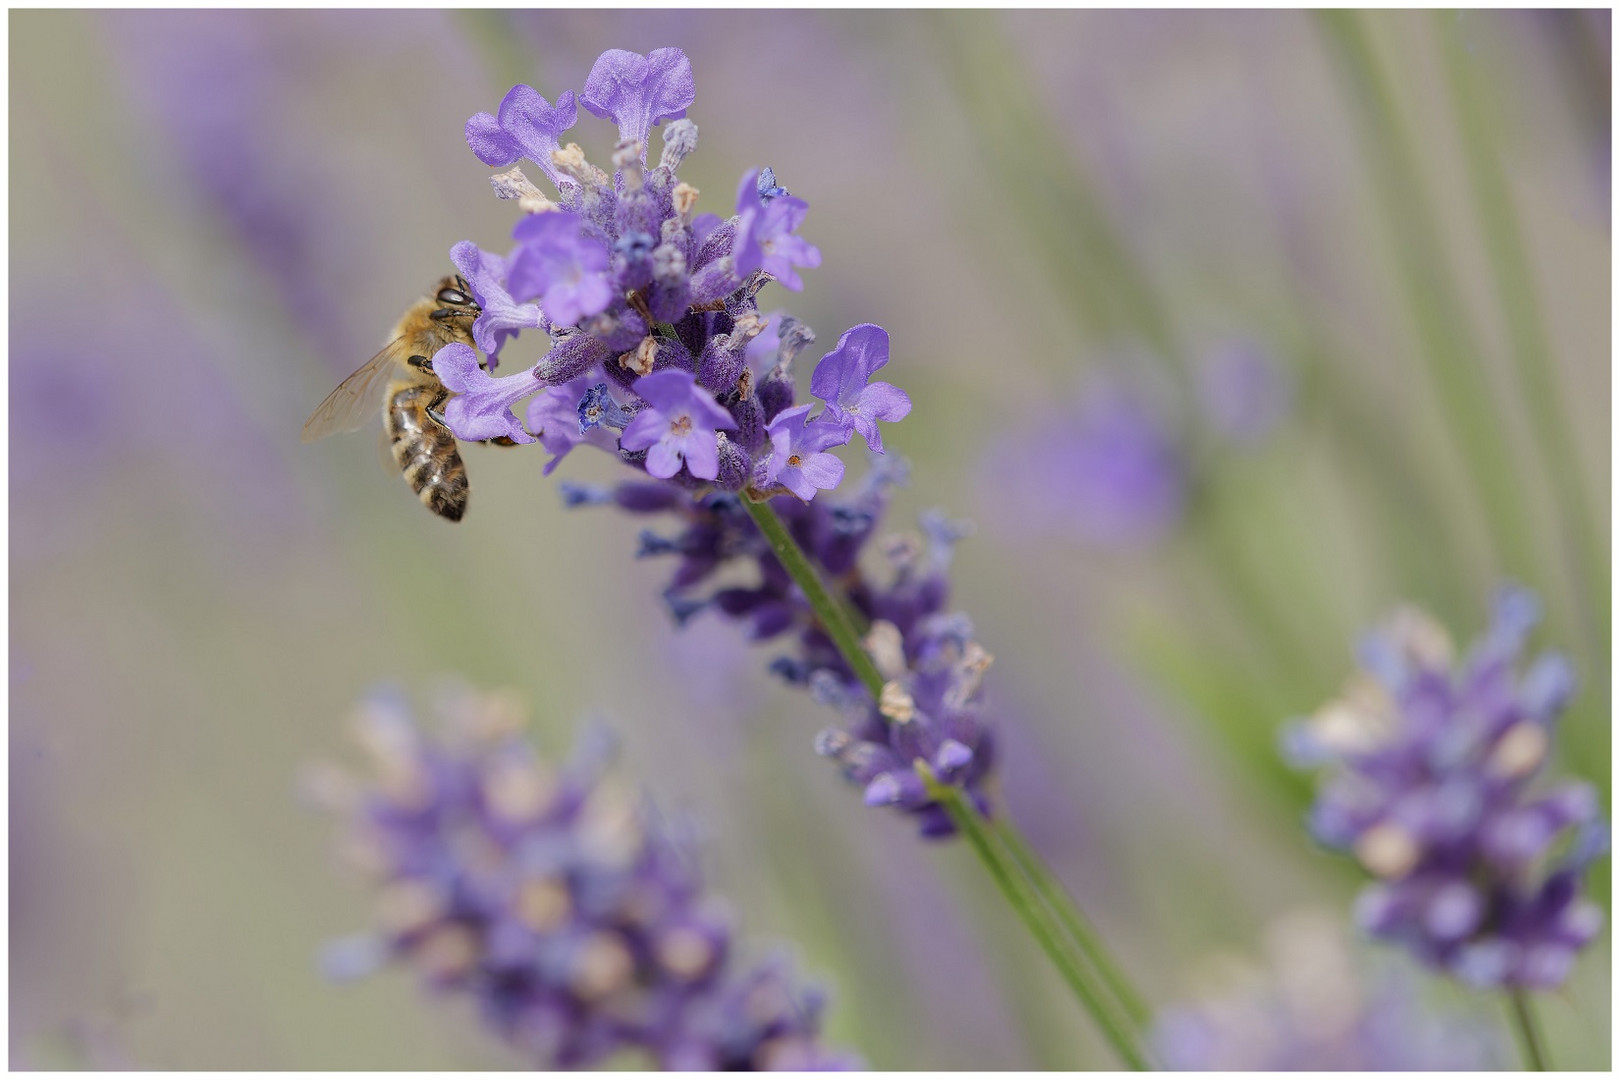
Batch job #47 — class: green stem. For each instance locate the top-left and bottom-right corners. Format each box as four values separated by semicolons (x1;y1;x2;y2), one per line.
924;774;1150;1070
742;495;886;698
1314;11;1543;582
993;819;1151;1030
1509;989;1549;1071
745;493;1153;1068
1436;11;1609;665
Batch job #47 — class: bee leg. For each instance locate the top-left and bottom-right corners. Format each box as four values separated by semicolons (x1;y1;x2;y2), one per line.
479;436;520;448
423;385;452;431
407;354;435;374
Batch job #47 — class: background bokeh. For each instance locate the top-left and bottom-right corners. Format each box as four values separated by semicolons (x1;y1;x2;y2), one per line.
10;9;1609;1069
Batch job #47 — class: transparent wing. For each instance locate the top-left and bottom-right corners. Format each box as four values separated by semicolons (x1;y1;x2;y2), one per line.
300;339;410;443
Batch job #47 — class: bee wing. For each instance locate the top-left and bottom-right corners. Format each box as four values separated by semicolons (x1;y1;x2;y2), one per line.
300;339;410;443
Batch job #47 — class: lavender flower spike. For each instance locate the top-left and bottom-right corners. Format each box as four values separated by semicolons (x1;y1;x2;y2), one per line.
310;687;855;1070
579;47;694;161
465;83;579;191
809;324;912;452
1285;586;1606;990
734;169;822;292
431;343;537;444
759;405;848;501
507;211;612;329
620;369;738;481
449;240;546;368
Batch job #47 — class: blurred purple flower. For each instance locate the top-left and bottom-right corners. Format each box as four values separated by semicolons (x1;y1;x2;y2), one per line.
979;376;1186;549
105;11;370;359
808;324;911;453
620;370;738;481
1284;586;1606;990
449;240;547;368
579;47;695;159
507;212;613;328
734;169;823;292
1153;910;1504;1069
310;688;853;1070
464;83;579;192
1197;339;1291;446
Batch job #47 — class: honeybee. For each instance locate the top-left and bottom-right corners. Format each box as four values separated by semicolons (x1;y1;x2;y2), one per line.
302;276;482;521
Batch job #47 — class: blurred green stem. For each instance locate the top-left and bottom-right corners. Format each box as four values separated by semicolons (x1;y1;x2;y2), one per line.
745;494;1153;1069
924;774;1150;1070
1437;13;1609;657
931;12;1179;365
1509;989;1549;1071
1313;11;1543;583
992;818;1151;1029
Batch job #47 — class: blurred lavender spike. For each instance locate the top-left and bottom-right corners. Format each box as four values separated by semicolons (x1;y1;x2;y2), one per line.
313;687;856;1070
1285;585;1605;991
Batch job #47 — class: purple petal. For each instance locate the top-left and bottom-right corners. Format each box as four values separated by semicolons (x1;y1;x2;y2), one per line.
733;170;820;290
810;324;889;406
449;240;545;366
618;409;666;453
526;377;616;475
466;84;578;191
782;451;843;501
465;111;519;167
430;343;537;444
508;212;612;326
644;439;684;479
681;431;720;481
632;370;736;432
579;47;693;156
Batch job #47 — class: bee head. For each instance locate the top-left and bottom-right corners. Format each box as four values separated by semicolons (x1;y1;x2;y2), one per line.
430;275;481;321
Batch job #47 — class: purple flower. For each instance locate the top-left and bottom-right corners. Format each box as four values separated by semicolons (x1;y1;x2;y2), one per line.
310;687;854;1070
435;45;991;836
1198;339;1291;446
1285;587;1606;990
568;459;998;837
524;376;620;476
619;370;738;481
1153;910;1505;1069
733;169;823;291
464;83;579;191
760;405;848;501
507;212;612;328
579;47;694;159
449;240;546;368
431;343;537;444
808;324;911;452
979;377;1185;549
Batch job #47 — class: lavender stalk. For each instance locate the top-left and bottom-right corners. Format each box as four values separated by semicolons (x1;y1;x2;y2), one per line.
1285;586;1606;1071
1509;989;1548;1072
749;492;1151;1067
741;497;886;699
417;43;1155;1067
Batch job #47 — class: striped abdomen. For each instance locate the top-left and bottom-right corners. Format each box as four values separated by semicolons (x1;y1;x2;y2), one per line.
386;382;468;521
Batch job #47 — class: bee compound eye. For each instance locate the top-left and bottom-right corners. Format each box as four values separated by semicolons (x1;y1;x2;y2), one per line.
437;287;473;307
